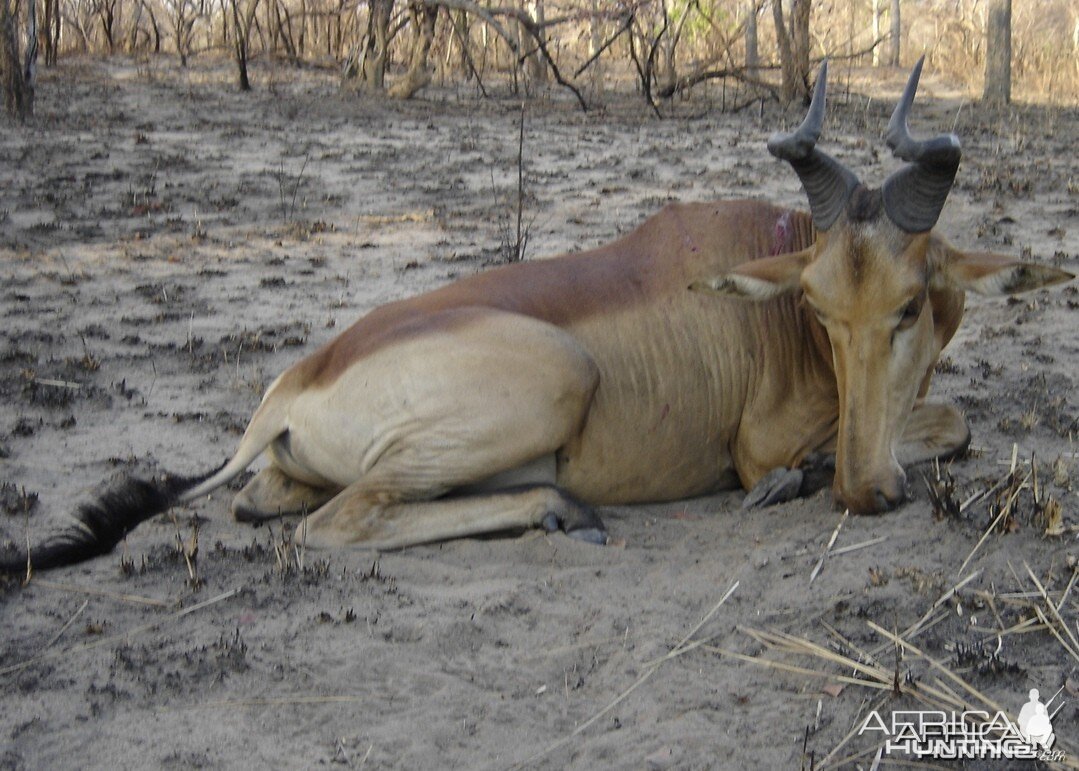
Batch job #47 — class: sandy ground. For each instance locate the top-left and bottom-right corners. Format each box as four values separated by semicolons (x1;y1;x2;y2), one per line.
1;58;1077;770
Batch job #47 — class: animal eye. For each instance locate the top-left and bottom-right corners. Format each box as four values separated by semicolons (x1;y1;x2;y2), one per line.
897;297;922;329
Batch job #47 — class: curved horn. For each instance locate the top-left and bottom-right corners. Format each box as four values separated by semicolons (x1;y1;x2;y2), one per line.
881;56;962;233
767;61;860;231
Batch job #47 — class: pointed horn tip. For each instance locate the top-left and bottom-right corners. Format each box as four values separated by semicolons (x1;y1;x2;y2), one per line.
903;56;926;91
885;58;933;150
811;61;829;104
900;57;927;103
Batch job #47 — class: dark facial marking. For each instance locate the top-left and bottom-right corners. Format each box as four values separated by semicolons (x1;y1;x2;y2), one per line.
846;185;883;224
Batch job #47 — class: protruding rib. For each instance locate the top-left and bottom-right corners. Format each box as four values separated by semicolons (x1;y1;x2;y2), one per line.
881;56;962;233
767;61;860;231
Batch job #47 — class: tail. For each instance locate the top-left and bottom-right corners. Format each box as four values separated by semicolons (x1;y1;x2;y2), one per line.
0;385;290;574
0;466;224;573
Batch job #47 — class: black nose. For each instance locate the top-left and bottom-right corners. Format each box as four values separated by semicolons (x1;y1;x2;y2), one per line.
873;489;896;512
872;478;909;512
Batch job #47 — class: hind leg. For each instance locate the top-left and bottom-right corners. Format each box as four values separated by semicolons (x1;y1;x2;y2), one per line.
283;308;603;549
297;482;607;550
231;466;339;522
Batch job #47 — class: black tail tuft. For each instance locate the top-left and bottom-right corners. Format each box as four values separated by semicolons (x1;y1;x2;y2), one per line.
0;464;224;574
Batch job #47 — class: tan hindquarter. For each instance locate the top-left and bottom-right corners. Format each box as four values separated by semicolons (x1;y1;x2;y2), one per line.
271;306;599;499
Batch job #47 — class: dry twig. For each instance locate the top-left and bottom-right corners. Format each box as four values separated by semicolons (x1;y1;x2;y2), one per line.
0;587;241;677
512;581;739;768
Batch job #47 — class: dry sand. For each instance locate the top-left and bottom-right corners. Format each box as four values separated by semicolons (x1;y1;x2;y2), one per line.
1;58;1077;769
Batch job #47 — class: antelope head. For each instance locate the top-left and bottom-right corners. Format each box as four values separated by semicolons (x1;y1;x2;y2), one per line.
696;59;1072;514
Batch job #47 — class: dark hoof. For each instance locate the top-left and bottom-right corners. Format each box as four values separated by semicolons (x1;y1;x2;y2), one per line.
566;527;608;546
544;490;608;545
233;504;265;523
799;452;836;495
743;467;804;509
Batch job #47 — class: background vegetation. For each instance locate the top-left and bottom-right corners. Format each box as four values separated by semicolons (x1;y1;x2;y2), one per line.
1;0;1077;120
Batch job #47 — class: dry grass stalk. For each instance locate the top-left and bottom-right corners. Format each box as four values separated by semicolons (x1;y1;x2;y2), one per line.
925;457;961;520
170;511;201;588
1055;567;1078;613
814;692;892;770
737;626;980;714
810;510;849;584
975;612;1049;641
296;506;308;573
32;377;82;389
901;569;983;643
0;587;241;677
43;599;89;650
820;620;884;670
265;519;326;579
30;578;171;607
966;565;1077;649
1024;563;1079;664
724;623;1079;770
519;635;625;662
956;467;1030;577
512;581;739;768
866;621;1003;713
830;535;887;558
167;694;370;711
959;473;1008;514
705;642;893;692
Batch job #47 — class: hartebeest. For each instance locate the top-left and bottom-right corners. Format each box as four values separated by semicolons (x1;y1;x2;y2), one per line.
1;60;1071;572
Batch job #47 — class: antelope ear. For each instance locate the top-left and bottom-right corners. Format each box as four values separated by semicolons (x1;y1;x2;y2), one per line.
930;244;1074;295
689;248;813;301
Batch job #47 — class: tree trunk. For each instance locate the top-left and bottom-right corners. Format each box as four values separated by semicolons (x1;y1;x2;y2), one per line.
888;0;900;66
790;0;809;93
773;0;810;102
174;2;188;66
128;0;142;52
24;0;35;110
359;0;392;89
272;0;297;65
745;0;757;76
230;0;258;90
0;0;31;119
97;0;116;53
524;0;545;84
147;2;160;52
871;0;879;66
453;9;471;79
388;2;436;99
983;0;1010;104
43;0;58;65
771;0;793;98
